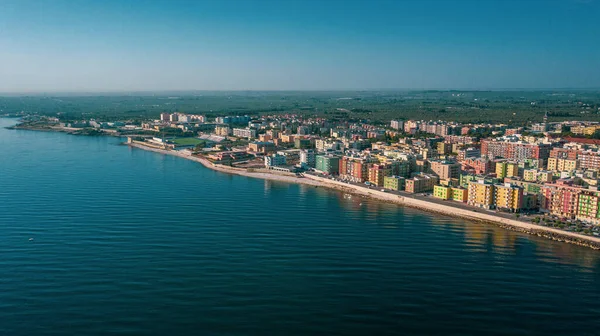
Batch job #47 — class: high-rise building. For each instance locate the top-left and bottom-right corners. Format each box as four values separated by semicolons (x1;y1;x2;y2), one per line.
368;164;391;187
160;112;170;122
383;176;405;191
315;155;340;175
300;149;316;168
430;161;461;180
390;120;403;130
494;183;523;212
467;181;495;209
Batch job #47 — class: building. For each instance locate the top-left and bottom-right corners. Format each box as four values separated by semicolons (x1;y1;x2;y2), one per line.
430;161;461;180
578;151;600;170
390;120;403;130
214;125;231;136
383;176;405;191
339;157;374;182
389;160;411;178
169;114;178;122
462;158;492;175
233;128;257;139
433;185;451;200
457;147;481;161
481;139;552;161
300;149;316;168
248;141;275;153
315;155;340;175
496;161;519;179
368;164;391;187
294;138;312;149
547;158;579;172
540;181;583;219
264;154;287;167
494;183;523;212
405;174;438;193
437;142;453;156
576;190;600;224
451;187;468;202
160;112;170;122
467;181;495;209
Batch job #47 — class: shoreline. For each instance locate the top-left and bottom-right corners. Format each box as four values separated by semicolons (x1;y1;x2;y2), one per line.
127;142;600;250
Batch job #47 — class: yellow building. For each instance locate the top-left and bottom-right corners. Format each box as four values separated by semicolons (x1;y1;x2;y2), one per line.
559;159;579;172
523;169;538;182
433;185;451;200
583;125;600;136
451;187;468;202
467;181;495;209
495;161;519;178
494;183;523;212
537;171;553;183
547;157;558;171
495;162;507;178
547;158;579;172
506;162;519;178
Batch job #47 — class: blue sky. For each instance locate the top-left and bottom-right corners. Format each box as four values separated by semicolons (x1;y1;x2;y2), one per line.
0;0;599;91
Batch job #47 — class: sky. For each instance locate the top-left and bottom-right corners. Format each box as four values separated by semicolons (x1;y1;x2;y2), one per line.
0;0;599;92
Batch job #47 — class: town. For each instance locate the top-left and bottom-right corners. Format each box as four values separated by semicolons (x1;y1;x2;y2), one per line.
14;110;600;237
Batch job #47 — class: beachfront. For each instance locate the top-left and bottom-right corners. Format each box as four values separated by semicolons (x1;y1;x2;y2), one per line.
127;142;600;250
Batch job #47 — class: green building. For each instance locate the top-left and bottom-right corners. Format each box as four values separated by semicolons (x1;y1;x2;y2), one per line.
390;160;411;178
315;155;340;174
295;138;312;149
433;185;451;200
383;176;405;191
460;174;501;189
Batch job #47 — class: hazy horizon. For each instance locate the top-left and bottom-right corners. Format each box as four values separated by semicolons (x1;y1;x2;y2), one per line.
2;0;600;92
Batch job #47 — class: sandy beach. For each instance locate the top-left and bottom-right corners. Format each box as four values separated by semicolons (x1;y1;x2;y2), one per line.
128;142;600;250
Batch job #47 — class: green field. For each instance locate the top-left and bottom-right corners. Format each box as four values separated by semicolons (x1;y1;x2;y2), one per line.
171;137;203;146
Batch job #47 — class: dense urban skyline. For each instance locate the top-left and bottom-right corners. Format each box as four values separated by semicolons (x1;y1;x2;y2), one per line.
1;0;600;92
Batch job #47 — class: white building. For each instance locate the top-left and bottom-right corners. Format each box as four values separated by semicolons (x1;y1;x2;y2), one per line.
300;149;316;168
390;120;403;130
264;154;287;167
169;114;178;122
233;128;257;139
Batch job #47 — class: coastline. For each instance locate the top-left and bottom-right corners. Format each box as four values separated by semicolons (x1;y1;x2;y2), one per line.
127;142;600;250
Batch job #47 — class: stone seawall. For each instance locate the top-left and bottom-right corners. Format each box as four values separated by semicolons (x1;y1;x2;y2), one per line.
304;175;600;250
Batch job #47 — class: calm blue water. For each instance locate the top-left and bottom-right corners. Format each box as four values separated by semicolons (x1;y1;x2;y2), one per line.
1;118;599;335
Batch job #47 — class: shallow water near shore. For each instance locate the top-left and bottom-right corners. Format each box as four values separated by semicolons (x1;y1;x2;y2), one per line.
1;118;600;335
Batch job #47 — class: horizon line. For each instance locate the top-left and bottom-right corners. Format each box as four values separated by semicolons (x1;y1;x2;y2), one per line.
1;87;599;96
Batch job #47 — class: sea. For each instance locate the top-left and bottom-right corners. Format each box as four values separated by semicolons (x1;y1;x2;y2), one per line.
0;118;599;335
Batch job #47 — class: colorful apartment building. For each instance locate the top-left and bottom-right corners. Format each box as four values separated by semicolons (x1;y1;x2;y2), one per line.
451;187;468;202
405;174;439;193
384;176;406;191
462;158;491;175
467;181;495;209
576;190;600;224
494;183;523;212
430;160;461;180
433;185;451;200
495;161;519;179
368;164;391;187
547;158;579;172
540;181;583;219
339;157;373;182
315;155;340;174
578;151;600;170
